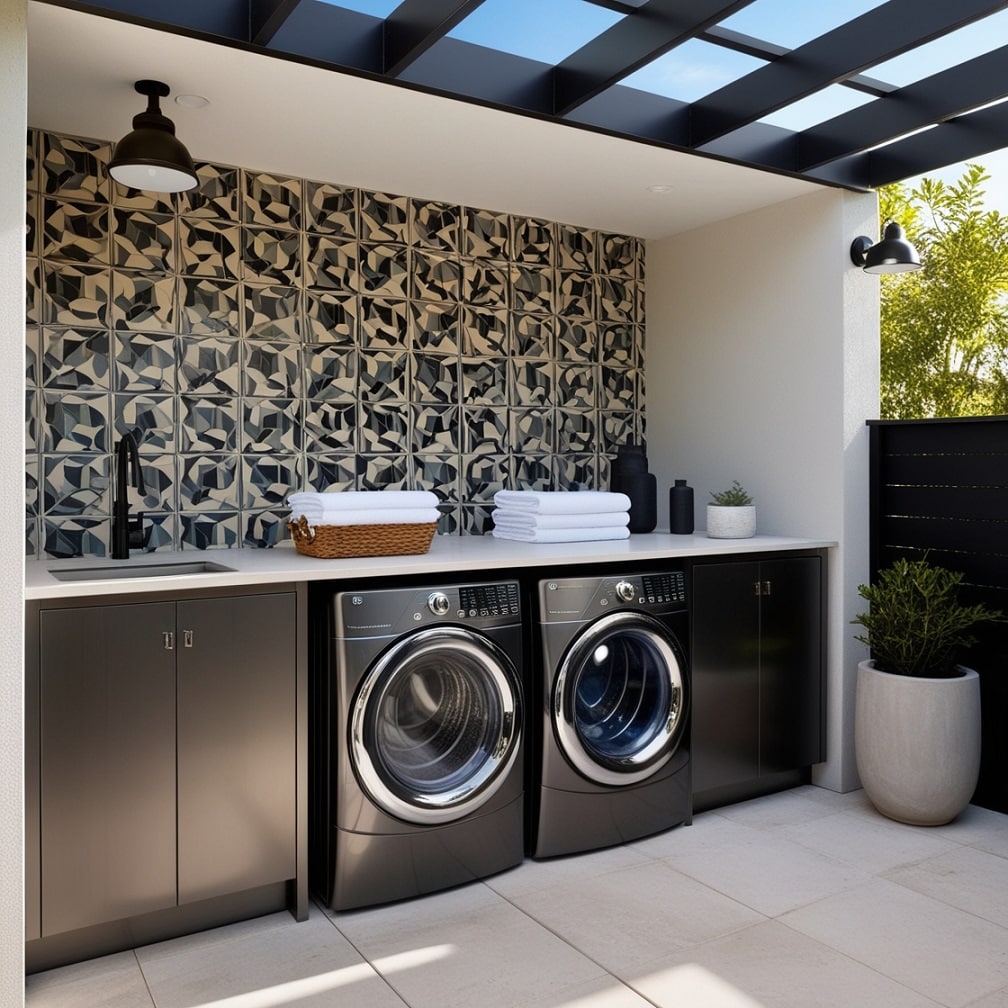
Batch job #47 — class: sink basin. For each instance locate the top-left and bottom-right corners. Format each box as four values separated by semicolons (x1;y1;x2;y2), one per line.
48;560;236;582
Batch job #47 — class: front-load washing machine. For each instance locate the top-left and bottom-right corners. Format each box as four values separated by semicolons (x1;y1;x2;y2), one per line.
532;571;691;858
316;580;525;910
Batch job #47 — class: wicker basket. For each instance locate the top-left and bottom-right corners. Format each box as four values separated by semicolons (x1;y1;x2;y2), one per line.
287;515;436;559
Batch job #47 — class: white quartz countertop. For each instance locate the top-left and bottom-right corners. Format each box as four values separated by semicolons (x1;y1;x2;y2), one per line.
24;533;836;601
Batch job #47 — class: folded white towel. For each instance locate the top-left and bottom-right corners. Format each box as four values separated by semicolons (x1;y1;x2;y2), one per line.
492;510;630;531
493;490;631;515
491;526;631;544
291;507;440;527
288;490;439;510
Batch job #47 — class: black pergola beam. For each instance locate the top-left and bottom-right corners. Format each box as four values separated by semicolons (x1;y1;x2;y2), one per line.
798;45;1008;171
250;0;300;45
699;27;895;98
383;0;485;76
552;0;755;116
689;0;1008;147
866;101;1008;187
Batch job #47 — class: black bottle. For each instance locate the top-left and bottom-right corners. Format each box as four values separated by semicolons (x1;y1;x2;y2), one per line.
669;479;694;534
610;444;657;534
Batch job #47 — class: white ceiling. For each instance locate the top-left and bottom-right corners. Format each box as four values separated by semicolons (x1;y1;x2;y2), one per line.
27;2;827;240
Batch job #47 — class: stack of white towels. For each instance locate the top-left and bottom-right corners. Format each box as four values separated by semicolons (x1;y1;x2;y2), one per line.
491;490;632;543
288;490;440;527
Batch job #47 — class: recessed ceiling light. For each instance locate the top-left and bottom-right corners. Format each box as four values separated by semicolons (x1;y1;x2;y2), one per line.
174;94;209;109
647;184;674;193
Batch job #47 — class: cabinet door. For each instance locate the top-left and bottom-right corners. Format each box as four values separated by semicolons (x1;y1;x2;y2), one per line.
759;557;823;774
177;593;297;904
691;562;761;792
40;603;177;936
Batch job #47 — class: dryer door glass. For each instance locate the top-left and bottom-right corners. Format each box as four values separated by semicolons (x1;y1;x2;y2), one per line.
555;611;687;787
351;627;522;825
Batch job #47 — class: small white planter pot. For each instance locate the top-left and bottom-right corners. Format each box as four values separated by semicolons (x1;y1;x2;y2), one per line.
705;504;756;539
855;659;981;826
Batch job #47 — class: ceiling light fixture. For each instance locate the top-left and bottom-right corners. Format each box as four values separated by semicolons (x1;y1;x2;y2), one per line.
108;79;198;193
647;184;674;193
850;221;922;274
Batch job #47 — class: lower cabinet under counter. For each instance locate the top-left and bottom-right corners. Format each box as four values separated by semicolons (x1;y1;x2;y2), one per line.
25;585;308;973
690;553;825;811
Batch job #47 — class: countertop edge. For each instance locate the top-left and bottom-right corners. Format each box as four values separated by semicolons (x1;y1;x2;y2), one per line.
24;533;838;601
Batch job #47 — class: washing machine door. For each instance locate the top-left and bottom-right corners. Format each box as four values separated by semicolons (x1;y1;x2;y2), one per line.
554;610;687;787
350;626;522;825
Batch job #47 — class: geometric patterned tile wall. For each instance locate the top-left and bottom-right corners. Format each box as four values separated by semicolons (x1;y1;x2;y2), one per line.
25;129;646;558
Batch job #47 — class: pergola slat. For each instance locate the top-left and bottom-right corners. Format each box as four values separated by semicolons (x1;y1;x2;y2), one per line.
689;0;1008;147
552;0;754;116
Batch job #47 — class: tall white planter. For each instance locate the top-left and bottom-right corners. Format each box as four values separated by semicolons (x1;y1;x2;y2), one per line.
855;659;981;826
705;504;756;539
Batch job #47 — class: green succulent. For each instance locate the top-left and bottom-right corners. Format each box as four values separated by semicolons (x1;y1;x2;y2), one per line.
708;480;753;506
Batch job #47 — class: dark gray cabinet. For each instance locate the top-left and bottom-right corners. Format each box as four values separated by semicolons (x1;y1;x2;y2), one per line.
176;595;296;904
36;591;296;938
692;556;823;801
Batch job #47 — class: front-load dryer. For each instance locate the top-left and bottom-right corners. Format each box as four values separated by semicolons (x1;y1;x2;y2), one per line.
317;580;525;911
532;571;691;858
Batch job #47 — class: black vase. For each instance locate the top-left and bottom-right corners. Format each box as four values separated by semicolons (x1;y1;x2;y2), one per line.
610;444;657;534
669;479;694;534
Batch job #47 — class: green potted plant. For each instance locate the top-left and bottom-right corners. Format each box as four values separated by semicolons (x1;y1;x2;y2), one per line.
706;480;755;539
852;557;1001;825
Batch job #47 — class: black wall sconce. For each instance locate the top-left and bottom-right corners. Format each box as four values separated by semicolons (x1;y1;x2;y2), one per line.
108;80;198;193
850;221;922;274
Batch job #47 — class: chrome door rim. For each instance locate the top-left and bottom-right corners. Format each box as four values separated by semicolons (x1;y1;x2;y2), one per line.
553;610;686;787
350;626;522;825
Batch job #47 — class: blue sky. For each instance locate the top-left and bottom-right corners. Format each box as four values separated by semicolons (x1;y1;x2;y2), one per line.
330;0;1008;213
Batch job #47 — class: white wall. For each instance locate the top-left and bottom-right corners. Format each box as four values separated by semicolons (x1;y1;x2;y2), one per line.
1;1;27;1001
646;186;879;791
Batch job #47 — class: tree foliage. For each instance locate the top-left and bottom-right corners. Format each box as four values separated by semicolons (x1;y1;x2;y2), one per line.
879;164;1008;419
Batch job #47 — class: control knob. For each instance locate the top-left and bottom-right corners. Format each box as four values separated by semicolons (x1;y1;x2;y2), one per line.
427;591;451;616
615;580;636;602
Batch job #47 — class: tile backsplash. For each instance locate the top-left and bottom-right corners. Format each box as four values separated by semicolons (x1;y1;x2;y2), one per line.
25;129;646;557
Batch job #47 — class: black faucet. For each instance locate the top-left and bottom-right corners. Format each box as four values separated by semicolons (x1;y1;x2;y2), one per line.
111;432;148;559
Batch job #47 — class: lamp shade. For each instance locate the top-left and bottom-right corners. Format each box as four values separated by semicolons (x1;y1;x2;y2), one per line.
108;80;198;193
851;222;922;274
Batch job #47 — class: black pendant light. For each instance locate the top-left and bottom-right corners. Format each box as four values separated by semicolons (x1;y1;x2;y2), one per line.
850;221;922;274
108;80;198;193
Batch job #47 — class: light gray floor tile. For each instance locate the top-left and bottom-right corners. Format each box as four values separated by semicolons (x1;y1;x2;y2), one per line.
508;859;764;976
780;878;1008;1008
779;807;961;874
513;974;660;1008
667;831;871;917
136;907;403;1008
485;840;654;900
26;951;154;1008
948;805;1008;858
629;809;756;860
712;789;845;830
966;986;1008;1008
630;919;942;1008
333;882;608;1008
884;845;1008;927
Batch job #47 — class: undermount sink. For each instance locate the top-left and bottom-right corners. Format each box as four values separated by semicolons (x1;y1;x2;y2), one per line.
48;560;236;582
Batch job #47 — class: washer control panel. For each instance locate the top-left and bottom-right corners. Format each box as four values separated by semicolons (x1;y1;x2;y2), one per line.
458;582;521;619
337;581;521;637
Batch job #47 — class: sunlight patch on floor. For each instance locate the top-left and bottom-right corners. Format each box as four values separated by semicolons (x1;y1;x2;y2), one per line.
188;944;456;1008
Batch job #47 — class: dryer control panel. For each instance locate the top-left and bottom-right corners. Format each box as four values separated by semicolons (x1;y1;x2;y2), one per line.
540;571;687;622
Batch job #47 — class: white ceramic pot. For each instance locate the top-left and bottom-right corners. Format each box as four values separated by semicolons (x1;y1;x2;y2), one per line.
705;504;756;539
855;659;981;826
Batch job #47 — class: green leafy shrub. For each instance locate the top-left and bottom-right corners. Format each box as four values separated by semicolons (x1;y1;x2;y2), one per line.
852;557;1001;678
